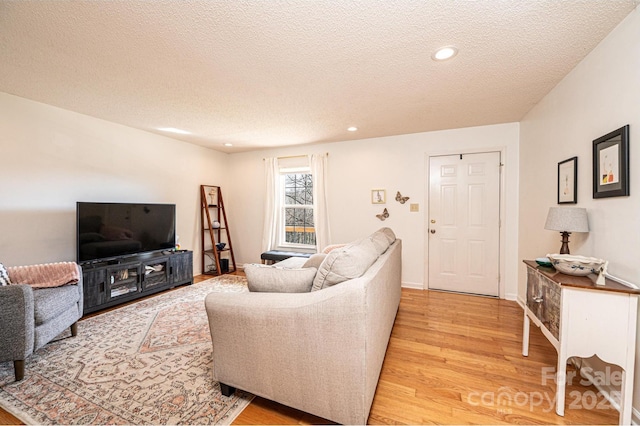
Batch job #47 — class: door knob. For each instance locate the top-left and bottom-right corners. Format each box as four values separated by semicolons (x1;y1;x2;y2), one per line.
430;229;436;234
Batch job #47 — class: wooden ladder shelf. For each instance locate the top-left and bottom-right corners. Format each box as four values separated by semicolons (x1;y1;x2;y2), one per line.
200;185;236;275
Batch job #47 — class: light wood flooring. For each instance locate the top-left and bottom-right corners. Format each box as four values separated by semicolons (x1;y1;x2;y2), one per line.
0;275;619;425
234;288;619;425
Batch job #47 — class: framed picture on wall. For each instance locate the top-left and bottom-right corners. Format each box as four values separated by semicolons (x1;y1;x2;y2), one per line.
557;156;577;204
593;125;630;198
371;189;386;204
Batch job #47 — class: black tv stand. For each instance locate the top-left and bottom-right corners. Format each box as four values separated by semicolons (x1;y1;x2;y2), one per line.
80;250;193;315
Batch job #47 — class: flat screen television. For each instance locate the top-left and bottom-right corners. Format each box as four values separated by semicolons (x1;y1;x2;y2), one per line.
77;202;176;263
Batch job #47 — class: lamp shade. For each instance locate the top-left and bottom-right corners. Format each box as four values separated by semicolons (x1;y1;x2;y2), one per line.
544;207;589;233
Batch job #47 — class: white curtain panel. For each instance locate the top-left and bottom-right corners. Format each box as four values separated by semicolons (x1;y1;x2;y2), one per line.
262;157;281;252
310;153;331;252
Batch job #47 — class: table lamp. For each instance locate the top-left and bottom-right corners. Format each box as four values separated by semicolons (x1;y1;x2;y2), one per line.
544;207;589;254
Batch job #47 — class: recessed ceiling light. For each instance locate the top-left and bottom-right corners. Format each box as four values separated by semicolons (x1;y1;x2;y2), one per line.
223;143;233;147
347;126;358;132
157;127;191;135
432;46;458;61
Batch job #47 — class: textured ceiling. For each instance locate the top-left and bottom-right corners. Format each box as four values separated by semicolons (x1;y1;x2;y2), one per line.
0;1;636;153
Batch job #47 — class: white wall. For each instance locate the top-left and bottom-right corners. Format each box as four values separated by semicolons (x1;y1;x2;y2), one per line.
0;90;519;297
226;123;520;297
0;92;229;273
519;7;640;414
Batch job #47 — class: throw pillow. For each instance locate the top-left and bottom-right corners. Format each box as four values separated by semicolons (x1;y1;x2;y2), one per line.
369;230;391;255
380;227;397;244
0;262;11;286
322;243;346;254
302;253;326;269
312;237;379;291
245;263;317;293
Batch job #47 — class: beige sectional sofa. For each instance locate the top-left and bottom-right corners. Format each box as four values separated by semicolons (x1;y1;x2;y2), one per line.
204;229;402;424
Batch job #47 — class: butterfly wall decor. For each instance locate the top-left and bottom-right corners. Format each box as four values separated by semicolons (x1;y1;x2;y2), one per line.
395;191;409;204
376;208;389;221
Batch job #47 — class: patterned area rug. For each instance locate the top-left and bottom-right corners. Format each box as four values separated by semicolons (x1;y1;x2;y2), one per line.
0;275;252;425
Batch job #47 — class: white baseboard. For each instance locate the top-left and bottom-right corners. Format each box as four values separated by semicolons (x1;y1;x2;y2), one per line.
401;281;424;290
504;292;518;301
400;286;522;299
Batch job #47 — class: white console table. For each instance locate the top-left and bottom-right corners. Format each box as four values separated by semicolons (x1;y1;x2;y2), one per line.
522;260;639;425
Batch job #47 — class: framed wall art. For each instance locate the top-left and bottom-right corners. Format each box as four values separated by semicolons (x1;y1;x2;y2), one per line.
557;156;577;204
371;189;386;204
593;125;629;199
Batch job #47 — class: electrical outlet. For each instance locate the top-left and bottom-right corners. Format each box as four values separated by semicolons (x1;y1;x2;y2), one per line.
410;203;419;212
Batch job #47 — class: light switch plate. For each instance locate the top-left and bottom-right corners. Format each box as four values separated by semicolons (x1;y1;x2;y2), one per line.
410;203;419;212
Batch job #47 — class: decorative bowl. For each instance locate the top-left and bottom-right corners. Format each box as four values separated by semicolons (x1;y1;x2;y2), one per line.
216;242;226;251
546;253;607;276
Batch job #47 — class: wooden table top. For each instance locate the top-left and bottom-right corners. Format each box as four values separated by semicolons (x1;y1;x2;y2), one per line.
524;260;640;295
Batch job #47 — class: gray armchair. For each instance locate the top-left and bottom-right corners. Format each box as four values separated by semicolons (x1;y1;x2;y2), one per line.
0;263;83;381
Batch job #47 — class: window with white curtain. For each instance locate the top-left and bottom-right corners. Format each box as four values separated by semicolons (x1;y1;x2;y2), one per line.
263;153;329;253
280;168;316;248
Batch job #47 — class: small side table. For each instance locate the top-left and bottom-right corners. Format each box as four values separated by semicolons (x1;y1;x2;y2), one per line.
522;260;639;425
260;250;312;265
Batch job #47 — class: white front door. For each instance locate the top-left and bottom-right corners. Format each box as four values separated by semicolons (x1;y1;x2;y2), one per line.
428;152;501;296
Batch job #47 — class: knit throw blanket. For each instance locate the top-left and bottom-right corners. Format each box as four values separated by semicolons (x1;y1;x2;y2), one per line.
7;262;79;289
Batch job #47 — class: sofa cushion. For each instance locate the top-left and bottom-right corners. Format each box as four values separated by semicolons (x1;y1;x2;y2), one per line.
33;285;80;325
245;264;317;293
312;237;379;291
0;262;10;286
302;253;326;269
